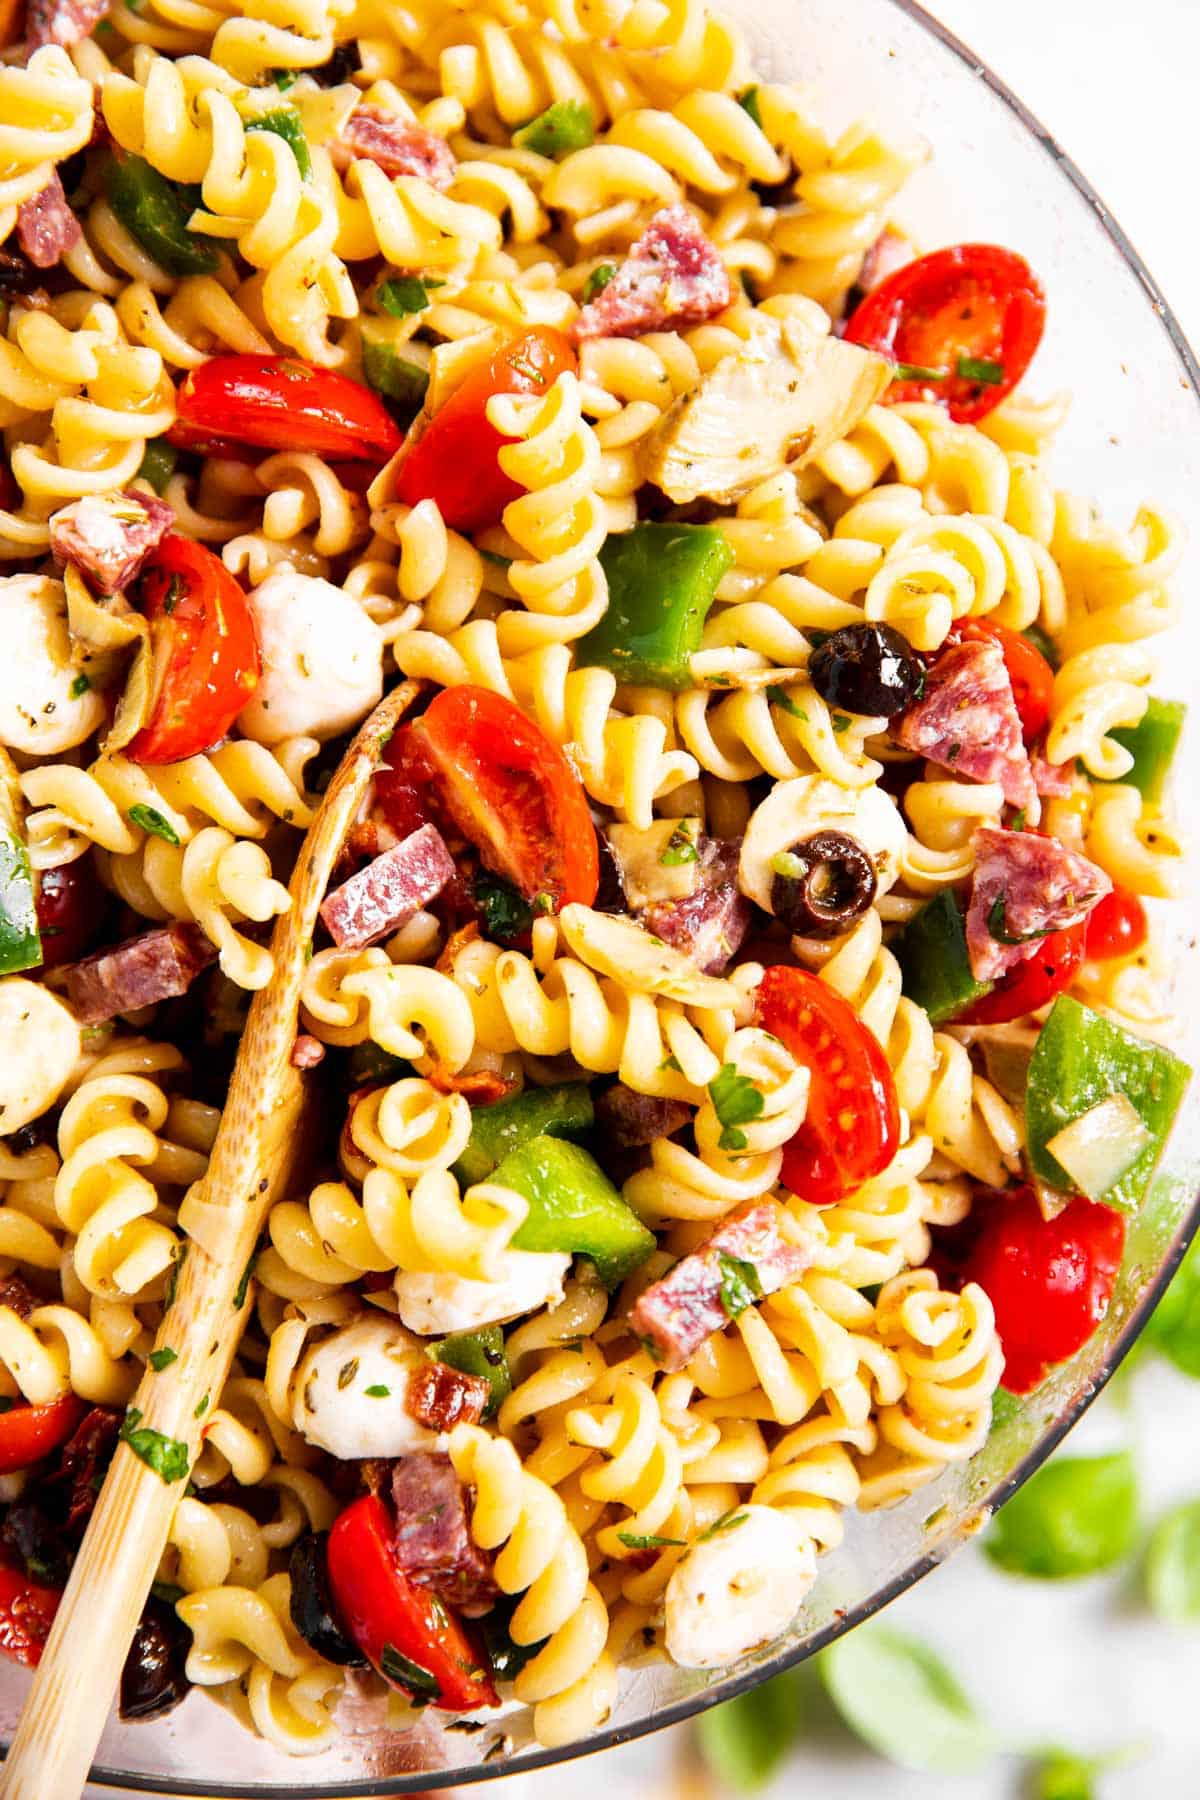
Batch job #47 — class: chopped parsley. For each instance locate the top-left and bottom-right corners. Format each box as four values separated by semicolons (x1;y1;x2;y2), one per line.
233;1248;258;1309
364;1383;390;1398
69;673;92;699
581;262;616;304
474;873;533;944
119;1408;189;1485
148;1346;178;1372
271;67;298;89
1010;808;1028;833
380;1641;442;1702
193;1394;209;1417
707;1063;765;1152
697;1507;749;1542
161;575;183;615
893;361;947;381
164;1244;188;1310
830;712;852;732
956;354;1005;386
151;1580;185;1605
660;823;699;867
375;275;431;317
717;1250;762;1319
617;1531;686;1551
767;685;809;721
128;804;180;845
987;893;1084;947
245;105;313;179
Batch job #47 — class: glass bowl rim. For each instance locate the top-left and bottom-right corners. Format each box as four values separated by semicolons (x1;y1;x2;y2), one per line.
51;2;1200;1792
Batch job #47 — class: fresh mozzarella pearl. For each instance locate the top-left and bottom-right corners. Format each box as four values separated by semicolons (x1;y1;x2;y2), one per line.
291;1313;440;1460
0;978;82;1135
665;1505;817;1669
237;568;383;746
0;575;106;755
394;1251;572;1336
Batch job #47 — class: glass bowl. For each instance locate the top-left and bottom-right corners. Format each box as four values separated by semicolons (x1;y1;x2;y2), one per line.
7;1;1198;1792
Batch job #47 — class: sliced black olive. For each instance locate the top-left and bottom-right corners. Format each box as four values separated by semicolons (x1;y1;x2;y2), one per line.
807;622;923;718
289;1531;368;1666
312;42;362;84
0;249;41;295
120;1598;191;1721
770;831;878;937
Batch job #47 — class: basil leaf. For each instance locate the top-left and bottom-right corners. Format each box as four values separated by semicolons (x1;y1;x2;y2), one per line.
957;354;1005;385
119;1407;189;1485
717;1250;762;1319
480;1597;546;1681
1145;1231;1200;1376
660;823;699;866
128;804;180;845
581;262;616;304
820;1625;996;1774
376;275;431;317
984;1451;1138;1578
616;1531;685;1551
474;874;532;944
707;1064;764;1153
379;1641;442;1701
696;1668;805;1790
1145;1497;1200;1621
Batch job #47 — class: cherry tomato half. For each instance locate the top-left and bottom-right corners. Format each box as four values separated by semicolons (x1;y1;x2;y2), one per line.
949;618;1054;743
960;919;1086;1026
393;327;576;534
843;244;1046;424
326;1495;497;1714
171;356;404;465
124;536;260;766
35;859;107;968
961;1187;1125;1393
1084;886;1148;961
756;964;900;1207
0;1394;86;1476
0;1555;61;1667
401;686;599;909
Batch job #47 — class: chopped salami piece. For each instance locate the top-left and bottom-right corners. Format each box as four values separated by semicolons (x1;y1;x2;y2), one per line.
390;1450;498;1615
894;637;1038;813
290;1033;326;1070
15;173;80;271
48;489;174;597
594;1083;692;1149
405;1361;490;1433
25;0;107;46
629;1200;811;1372
422;1059;517;1105
320;824;456;951
328;108;456;189
965;825;1112;983
65;923;217;1024
570;204;733;344
643;837;751;974
1030;753;1074;799
0;1274;39;1321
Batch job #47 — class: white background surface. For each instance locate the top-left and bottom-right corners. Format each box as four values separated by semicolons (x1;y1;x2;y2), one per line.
84;3;1200;1796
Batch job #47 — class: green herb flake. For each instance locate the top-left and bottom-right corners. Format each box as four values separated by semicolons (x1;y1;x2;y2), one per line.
830;712;852;732
364;1383;391;1398
380;1641;442;1702
151;1579;186;1606
767;684;808;721
193;1394;209;1417
660;823;699;867
737;85;763;128
697;1507;749;1543
616;1531;686;1551
164;1244;188;1310
245;106;313;179
161;574;183;616
271;67;299;89
707;1063;765;1153
581;263;616;304
893;361;947;382
1011;808;1028;832
119;1408;190;1485
233;1248;258;1310
983;1451;1138;1578
820;1625;996;1774
376;275;431;317
128;803;181;845
717;1250;762;1319
957;354;1006;386
69;672;92;699
148;1347;178;1372
987;892;1083;947
475;874;533;945
659;1053;683;1073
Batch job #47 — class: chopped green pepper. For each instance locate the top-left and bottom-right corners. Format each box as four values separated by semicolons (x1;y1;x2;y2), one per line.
453;1082;594;1186
346;1041;414;1088
104;153;219;277
891;890;994;1025
375;275;431;317
579;523;733;690
245;104;312;180
1026;996;1191;1209
1021;623;1060;670
494;1136;655;1288
136;438;178;494
0;754;40;976
360;320;430;422
1105;696;1185;801
433;1326;511;1416
512;100;594;158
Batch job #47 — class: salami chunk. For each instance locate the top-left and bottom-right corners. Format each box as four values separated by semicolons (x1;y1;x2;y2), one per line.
1030;753;1074;799
25;0;108;45
570;204;733;344
65;923;216;1024
965;825;1112;983
49;489;174;596
404;1361;490;1432
630;1200;811;1372
390;1450;498;1614
15;173;80;271
329;107;456;189
594;1083;692;1149
320;823;455;951
854;226;914;297
642;838;750;974
290;1033;325;1070
894;637;1037;813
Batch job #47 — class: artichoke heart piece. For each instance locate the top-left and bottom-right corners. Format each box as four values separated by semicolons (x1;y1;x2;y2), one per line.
641;315;891;503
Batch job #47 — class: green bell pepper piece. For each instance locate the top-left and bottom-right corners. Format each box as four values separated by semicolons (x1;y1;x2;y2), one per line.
1106;696;1185;802
360;321;430;422
375;275;431;317
136;438;178;495
579;523;733;690
433;1326;511;1416
1026;995;1191;1209
1021;623;1060;670
453;1083;594;1187
0;757;39;976
494;1136;655;1288
891;889;994;1025
512;100;594;158
346;1041;414;1088
245;104;313;180
104;153;219;277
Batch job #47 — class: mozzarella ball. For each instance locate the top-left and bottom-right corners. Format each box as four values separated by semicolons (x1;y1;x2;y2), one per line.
291;1313;440;1460
740;776;907;913
237;568;383;746
665;1505;817;1669
0;978;82;1135
0;574;106;755
394;1251;571;1336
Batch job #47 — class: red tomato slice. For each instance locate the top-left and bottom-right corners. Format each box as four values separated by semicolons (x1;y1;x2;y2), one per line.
0;1395;85;1476
1084;886;1148;961
401;687;599;909
124;536;260;766
961;1187;1125;1393
961;918;1086;1026
393;327;576;533
0;1555;60;1667
35;859;106;968
326;1495;497;1714
756;965;900;1207
171;356;404;464
844;244;1046;424
949;618;1054;742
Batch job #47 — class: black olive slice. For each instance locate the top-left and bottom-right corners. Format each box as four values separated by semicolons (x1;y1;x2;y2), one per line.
289;1531;368;1666
770;831;878;937
120;1598;191;1721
